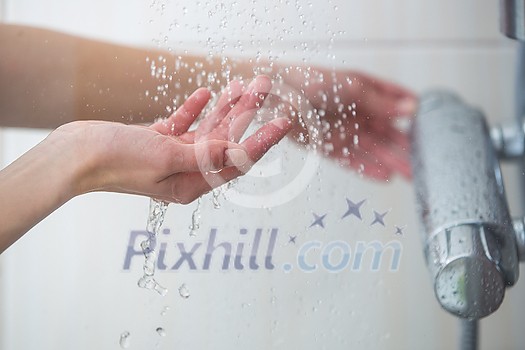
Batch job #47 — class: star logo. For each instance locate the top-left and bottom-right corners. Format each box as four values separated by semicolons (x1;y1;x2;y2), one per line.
342;198;365;220
301;197;405;238
310;213;327;228
394;226;405;236
370;210;388;226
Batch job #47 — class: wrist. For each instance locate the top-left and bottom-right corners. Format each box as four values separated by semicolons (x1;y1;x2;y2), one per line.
0;124;94;249
46;121;102;198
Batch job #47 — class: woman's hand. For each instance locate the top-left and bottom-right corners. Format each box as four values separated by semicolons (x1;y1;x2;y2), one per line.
281;67;417;181
62;75;291;203
0;75;291;251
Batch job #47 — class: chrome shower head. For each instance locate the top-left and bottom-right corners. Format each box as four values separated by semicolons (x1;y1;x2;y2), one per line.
411;91;520;319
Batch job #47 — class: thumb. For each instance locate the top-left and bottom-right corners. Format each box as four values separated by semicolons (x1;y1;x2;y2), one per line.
171;140;248;173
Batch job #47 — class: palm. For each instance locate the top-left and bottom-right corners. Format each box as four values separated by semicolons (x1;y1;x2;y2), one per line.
149;75;290;202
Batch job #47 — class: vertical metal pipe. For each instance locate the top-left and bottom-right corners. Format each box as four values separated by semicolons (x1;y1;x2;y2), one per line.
460;319;478;350
517;43;525;211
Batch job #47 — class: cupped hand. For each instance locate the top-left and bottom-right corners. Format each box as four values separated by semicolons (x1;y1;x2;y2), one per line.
281;67;417;181
55;75;291;204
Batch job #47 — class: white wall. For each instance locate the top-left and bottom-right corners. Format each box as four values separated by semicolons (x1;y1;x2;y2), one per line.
1;1;524;350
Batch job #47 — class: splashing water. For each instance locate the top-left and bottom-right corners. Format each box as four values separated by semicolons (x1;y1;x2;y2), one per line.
211;181;234;209
145;0;369;192
138;198;169;296
212;188;222;209
189;198;202;236
119;331;131;349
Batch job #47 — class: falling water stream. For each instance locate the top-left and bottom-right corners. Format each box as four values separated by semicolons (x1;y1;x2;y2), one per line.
137;198;169;296
120;0;357;347
121;199;171;347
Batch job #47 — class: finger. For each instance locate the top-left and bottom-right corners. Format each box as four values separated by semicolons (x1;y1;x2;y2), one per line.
376;80;419;116
345;73;417;121
176;76;271;143
198;75;273;143
164;139;248;174
219;75;273;142
151;88;211;135
213;79;246;116
167;117;293;202
363;116;411;151
362;93;417;121
349;71;416;101
355;132;411;179
235;117;292;169
356;90;399;121
196;79;245;138
382;124;411;151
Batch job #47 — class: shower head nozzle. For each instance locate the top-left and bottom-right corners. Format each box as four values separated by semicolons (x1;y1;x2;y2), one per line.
411;91;519;319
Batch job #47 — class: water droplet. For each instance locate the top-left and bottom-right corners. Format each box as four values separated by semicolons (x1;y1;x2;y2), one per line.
179;283;191;299
160;306;170;316
156;327;167;337
119;331;131;349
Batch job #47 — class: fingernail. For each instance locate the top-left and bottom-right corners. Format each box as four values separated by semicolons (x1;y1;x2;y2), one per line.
397;98;418;116
270;118;292;130
249;76;272;94
225;149;248;167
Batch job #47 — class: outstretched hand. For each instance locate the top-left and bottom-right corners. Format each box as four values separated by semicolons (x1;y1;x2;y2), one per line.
281;68;417;181
56;75;291;204
0;75;291;251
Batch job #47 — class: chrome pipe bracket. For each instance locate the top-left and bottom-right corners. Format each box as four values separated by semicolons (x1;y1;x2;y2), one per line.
490;121;525;159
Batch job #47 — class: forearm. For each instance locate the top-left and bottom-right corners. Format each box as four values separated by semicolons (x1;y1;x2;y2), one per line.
0;24;161;127
0;24;260;129
0;131;84;251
